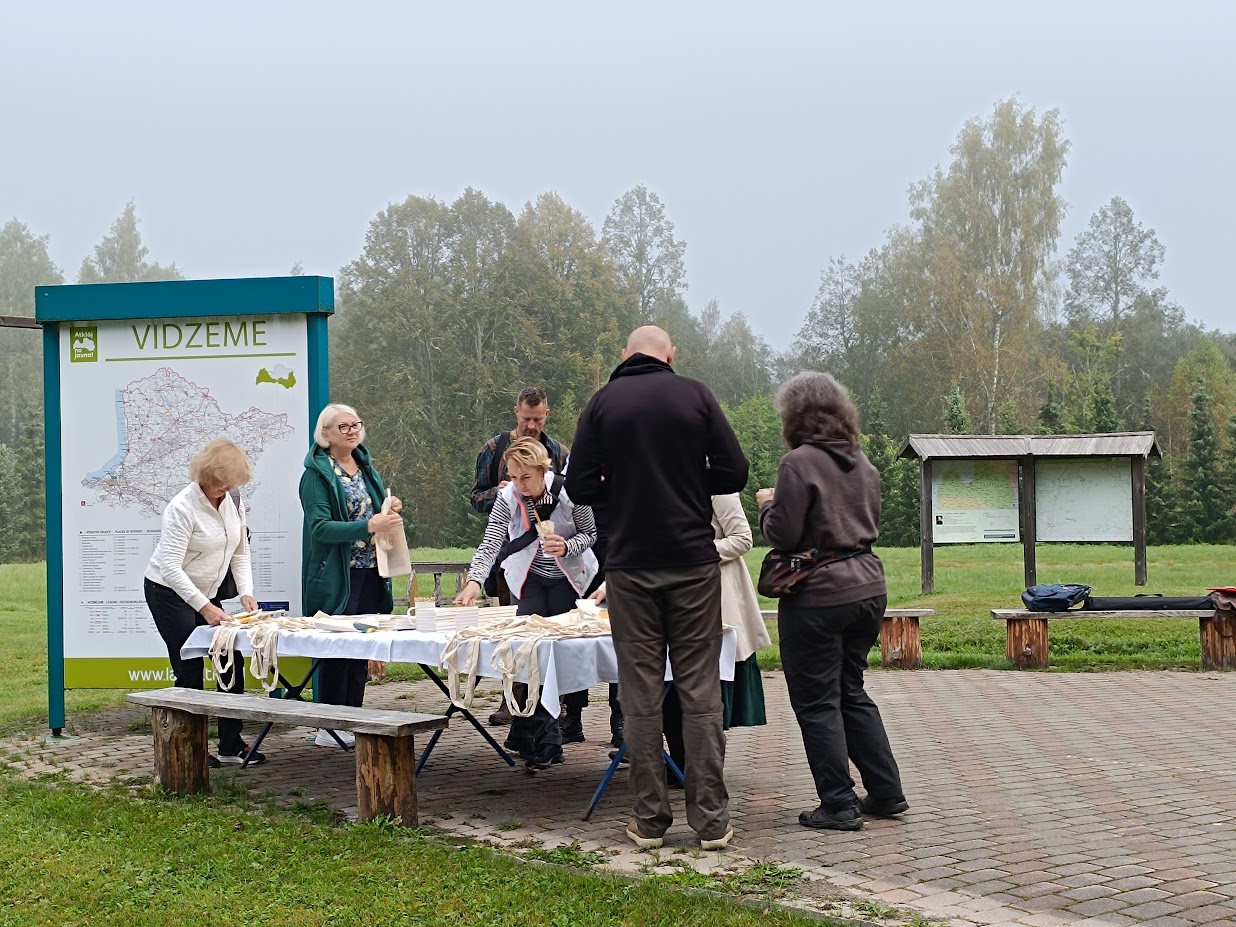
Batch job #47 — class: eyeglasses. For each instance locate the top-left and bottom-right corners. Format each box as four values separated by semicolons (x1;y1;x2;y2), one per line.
337;422;364;434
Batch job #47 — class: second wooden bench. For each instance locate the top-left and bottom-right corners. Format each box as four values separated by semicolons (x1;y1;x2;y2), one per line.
991;608;1233;670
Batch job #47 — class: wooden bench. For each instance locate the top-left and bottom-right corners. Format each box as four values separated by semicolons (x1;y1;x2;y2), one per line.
992;609;1234;670
393;560;479;609
760;608;935;668
126;688;449;826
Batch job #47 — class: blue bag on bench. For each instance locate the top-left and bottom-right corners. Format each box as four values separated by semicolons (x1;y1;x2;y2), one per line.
1021;584;1091;612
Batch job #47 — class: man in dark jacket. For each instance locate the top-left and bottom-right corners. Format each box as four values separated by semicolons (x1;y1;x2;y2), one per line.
567;325;749;851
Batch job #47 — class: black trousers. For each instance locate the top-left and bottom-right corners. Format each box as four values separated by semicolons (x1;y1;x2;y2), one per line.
778;593;904;811
144;578;245;754
316;567;383;708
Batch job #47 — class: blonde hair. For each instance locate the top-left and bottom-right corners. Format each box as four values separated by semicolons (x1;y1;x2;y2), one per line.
190;439;253;489
314;402;366;448
503;436;550;473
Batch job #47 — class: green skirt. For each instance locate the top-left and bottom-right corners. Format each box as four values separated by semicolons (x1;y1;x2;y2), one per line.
721;653;767;729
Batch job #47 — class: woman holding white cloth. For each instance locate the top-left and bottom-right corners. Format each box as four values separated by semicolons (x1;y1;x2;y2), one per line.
143;438;262;767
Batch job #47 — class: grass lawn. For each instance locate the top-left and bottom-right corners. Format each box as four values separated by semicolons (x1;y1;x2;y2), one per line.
0;774;822;927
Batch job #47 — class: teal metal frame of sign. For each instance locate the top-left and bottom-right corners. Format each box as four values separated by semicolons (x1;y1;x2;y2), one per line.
35;276;333;736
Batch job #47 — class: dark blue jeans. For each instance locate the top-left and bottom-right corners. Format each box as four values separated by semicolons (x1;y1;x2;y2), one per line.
144;578;245;755
778;593;903;811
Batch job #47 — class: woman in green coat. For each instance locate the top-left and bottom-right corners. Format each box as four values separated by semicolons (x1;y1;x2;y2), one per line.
300;403;404;745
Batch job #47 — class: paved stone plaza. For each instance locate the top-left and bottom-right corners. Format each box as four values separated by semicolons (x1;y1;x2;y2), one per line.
6;669;1235;927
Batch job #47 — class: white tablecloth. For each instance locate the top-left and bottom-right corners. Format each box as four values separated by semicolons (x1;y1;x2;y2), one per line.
182;623;737;715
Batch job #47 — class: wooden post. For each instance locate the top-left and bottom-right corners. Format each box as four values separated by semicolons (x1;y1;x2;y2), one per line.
920;458;935;595
1006;618;1049;669
151;706;209;795
1020;456;1037;589
1200;614;1236;671
1131;456;1148;587
881;615;922;669
355;733;419;826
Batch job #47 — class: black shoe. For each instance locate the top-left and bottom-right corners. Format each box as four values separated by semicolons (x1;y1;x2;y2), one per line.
218;745;266;767
523;749;565;771
488;704;512;726
859;794;909;817
799;805;863;831
609;723;624;749
208;755;220;769
560;716;585;744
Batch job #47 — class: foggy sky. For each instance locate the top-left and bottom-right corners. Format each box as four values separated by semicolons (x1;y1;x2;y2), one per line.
3;1;1232;346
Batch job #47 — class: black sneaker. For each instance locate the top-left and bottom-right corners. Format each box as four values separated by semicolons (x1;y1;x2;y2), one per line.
609;721;624;749
560;716;585;744
859;794;909;817
523;750;565;772
208;755;220;769
218;745;266;767
488;705;513;726
799;805;863;831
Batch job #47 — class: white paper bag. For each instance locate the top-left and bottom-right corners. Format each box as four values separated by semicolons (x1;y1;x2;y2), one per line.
375;493;410;578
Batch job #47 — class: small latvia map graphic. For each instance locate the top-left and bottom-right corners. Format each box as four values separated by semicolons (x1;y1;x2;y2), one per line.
82;367;295;517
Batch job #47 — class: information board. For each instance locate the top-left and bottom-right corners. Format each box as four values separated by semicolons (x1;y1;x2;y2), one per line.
58;314;308;687
930;458;1020;544
1035;457;1133;542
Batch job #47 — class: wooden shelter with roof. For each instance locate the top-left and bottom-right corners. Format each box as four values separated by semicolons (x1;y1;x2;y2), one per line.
897;432;1162;594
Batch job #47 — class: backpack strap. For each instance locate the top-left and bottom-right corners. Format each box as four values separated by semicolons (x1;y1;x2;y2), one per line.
489;431;513;490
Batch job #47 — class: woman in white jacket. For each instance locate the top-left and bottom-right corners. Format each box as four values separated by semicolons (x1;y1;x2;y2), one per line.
143;439;262;768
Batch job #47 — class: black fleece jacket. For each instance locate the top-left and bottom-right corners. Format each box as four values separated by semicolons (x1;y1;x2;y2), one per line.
566;353;749;570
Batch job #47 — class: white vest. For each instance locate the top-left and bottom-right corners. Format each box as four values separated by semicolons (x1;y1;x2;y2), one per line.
499;471;598;601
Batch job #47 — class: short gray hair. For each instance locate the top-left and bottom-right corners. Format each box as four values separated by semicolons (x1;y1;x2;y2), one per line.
774;372;860;449
313;402;365;448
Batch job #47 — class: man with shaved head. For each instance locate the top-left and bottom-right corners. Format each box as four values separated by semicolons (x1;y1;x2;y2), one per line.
567;325;749;851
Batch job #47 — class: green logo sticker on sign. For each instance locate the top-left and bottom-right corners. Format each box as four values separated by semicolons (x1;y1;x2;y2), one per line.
70;325;98;362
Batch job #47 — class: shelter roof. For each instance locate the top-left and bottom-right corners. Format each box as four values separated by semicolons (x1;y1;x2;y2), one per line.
897;432;1161;461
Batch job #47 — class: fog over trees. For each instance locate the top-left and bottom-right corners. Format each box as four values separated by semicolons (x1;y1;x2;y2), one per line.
2;99;1233;557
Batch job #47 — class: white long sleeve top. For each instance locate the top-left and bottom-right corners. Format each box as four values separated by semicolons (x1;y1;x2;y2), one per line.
144;482;253;612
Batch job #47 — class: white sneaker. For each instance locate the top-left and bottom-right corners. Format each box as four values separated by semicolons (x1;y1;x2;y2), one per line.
315;728;355;747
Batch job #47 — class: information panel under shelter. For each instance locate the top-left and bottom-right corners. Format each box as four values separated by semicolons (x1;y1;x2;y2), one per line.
59;315;308;686
930;458;1020;544
1035;457;1133;543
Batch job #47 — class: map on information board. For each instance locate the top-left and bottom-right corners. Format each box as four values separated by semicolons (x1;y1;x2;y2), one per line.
930;459;1020;544
83;367;294;517
1035;458;1132;542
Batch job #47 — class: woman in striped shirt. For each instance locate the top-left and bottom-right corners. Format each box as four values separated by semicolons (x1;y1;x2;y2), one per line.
456;437;598;768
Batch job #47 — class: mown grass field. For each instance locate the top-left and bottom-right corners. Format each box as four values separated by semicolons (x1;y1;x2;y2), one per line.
0;772;823;927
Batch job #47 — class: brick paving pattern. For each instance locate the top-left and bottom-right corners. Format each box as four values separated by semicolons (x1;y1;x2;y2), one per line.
6;669;1235;926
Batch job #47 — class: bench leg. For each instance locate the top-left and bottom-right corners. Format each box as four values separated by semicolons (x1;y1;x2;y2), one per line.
355;733;419;827
151;706;209;795
1007;618;1049;669
881;616;922;669
1200;614;1236;671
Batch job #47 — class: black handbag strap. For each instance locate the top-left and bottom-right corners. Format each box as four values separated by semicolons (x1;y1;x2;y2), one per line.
499;473;567;561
